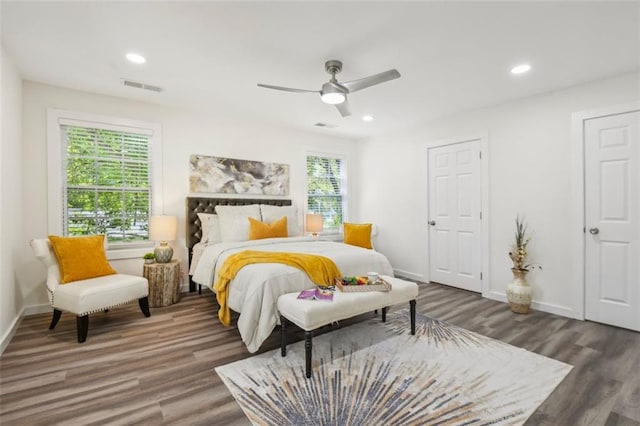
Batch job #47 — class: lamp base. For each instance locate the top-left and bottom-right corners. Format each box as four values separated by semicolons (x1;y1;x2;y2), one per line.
154;242;173;263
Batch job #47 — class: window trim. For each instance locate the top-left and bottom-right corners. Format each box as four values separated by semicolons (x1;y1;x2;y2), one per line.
47;109;163;254
305;151;348;234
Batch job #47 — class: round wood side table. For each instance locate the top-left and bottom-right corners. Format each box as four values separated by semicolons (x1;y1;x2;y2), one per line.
143;259;181;307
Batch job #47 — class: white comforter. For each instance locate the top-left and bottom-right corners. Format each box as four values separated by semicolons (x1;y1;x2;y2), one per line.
191;237;394;352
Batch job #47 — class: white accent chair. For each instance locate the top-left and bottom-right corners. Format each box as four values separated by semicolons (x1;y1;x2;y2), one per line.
30;239;151;343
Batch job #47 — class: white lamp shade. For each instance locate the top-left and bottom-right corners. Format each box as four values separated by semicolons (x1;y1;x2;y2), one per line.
305;213;324;234
149;215;177;241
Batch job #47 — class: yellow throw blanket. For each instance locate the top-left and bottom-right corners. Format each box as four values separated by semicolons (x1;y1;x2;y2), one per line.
213;250;342;326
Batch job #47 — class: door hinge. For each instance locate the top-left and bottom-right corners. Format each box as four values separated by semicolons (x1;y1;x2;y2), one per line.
583;227;586;233
480;272;483;280
480;212;482;220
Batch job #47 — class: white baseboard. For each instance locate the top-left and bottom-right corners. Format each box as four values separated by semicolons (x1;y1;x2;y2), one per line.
24;304;52;316
393;269;425;283
1;304;52;354
483;290;582;320
0;307;25;355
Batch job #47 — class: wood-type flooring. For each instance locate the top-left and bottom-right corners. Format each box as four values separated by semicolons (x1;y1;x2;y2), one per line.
1;282;639;425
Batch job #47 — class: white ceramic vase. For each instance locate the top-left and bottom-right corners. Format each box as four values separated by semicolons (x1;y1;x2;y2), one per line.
506;268;531;314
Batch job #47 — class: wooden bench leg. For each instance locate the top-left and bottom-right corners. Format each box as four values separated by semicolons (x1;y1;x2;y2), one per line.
305;331;312;379
280;316;287;357
410;299;416;335
382;307;388;322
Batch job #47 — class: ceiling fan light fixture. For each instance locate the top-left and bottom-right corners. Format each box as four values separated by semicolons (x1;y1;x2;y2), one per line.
320;82;346;104
320;92;346;105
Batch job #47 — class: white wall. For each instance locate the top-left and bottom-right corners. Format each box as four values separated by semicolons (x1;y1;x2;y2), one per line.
1;46;25;351
356;72;640;319
20;81;358;308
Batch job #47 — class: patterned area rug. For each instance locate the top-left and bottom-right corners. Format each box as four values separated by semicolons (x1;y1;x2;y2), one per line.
215;311;572;425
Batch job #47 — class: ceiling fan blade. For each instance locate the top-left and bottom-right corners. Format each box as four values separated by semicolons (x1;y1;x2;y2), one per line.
339;69;401;93
257;83;319;94
335;100;351;117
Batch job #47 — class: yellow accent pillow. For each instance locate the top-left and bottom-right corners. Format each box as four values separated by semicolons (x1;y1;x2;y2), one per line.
344;223;373;249
248;216;288;240
48;235;117;283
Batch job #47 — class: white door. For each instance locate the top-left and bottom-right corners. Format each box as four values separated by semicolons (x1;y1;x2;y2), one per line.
428;139;482;292
585;111;640;331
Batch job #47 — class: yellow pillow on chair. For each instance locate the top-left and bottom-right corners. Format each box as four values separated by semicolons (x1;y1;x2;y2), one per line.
48;235;117;283
248;216;288;240
344;223;373;249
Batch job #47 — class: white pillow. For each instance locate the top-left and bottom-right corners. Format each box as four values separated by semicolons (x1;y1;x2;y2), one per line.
207;215;222;243
197;213;222;244
197;213;213;243
215;204;261;242
260;204;300;237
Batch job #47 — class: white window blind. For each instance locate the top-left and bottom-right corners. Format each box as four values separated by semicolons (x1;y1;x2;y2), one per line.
61;125;152;244
306;154;346;231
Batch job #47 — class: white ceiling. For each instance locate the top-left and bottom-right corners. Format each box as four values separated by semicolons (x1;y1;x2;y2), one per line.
2;1;639;140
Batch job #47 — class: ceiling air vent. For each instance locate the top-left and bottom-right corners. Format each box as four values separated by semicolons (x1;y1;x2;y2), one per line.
122;79;163;93
314;122;339;128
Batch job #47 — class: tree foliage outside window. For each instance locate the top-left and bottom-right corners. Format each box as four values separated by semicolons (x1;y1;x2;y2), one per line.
63;126;151;243
306;155;346;231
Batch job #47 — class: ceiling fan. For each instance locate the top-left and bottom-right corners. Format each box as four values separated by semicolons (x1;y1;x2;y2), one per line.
257;60;401;117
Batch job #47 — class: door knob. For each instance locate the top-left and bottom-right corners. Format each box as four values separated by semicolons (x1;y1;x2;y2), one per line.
429;221;436;226
589;227;599;235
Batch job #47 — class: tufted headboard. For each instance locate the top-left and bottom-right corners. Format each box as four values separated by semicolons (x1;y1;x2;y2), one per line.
185;197;292;290
185;197;292;251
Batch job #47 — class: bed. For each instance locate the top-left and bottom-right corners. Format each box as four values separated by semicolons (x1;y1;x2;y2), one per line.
186;197;394;353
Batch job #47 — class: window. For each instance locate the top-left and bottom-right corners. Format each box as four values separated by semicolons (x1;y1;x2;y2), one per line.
306;153;347;232
48;110;162;251
63;126;151;243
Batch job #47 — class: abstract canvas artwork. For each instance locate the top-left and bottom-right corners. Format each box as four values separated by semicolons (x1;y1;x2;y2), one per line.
189;155;289;195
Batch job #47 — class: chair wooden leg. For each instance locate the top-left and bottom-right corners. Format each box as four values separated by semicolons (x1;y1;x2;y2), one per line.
49;309;62;330
139;297;151;317
76;315;88;343
382;307;388;322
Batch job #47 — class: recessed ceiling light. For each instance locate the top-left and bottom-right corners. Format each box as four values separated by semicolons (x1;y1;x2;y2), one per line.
362;115;374;122
126;52;146;64
511;64;531;75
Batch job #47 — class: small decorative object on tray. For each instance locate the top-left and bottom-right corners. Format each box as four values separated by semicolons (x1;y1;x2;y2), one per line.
335;276;392;292
297;287;334;301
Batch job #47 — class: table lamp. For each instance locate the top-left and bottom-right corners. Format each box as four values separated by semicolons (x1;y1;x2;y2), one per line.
305;213;324;237
149;215;177;263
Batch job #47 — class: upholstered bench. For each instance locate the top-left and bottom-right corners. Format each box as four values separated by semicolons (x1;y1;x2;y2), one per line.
277;275;419;378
